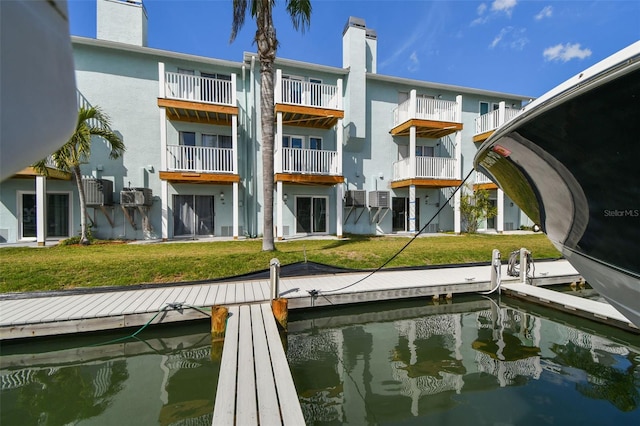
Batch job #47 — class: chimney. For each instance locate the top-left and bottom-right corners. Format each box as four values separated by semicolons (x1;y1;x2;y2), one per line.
97;0;148;47
342;17;377;147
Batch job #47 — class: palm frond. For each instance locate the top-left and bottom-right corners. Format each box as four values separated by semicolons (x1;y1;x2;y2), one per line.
230;0;248;43
286;0;311;33
89;127;126;159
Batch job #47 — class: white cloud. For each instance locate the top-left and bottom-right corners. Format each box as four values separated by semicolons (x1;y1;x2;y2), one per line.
534;5;553;20
491;0;517;16
472;0;517;26
408;51;419;72
490;27;528;50
543;43;592;62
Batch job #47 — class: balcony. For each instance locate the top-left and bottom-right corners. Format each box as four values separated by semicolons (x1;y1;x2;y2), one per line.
14;156;71;180
274;70;344;129
473;105;521;143
275;148;343;185
473;170;498;190
159;145;240;184
391;156;461;189
157;64;238;125
391;92;463;139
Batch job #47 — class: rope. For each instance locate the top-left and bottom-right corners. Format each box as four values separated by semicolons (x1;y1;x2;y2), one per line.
91;302;211;347
309;169;475;298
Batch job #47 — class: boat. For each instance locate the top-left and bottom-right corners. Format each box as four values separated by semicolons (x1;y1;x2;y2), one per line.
474;41;640;328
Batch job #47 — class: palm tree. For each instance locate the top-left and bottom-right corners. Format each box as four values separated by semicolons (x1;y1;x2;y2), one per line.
33;106;124;245
230;0;312;251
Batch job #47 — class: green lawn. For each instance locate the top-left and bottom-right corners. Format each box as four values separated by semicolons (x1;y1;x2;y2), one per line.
0;234;560;294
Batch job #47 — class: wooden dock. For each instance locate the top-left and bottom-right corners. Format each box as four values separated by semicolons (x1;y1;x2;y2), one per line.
212;303;305;425
0;259;584;340
501;283;638;332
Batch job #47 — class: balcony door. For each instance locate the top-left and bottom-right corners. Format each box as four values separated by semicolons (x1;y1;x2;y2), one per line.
19;192;71;240
392;197;419;232
295;196;327;234
173;195;214;237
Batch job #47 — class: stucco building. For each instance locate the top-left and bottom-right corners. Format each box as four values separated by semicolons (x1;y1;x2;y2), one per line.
0;0;532;245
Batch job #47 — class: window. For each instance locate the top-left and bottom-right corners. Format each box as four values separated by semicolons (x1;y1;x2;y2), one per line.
202;134;232;148
282;75;303;104
282;135;303;148
479;101;499;115
309;77;322;106
202;72;231;81
309;137;322;150
179;131;196;146
416;146;435;157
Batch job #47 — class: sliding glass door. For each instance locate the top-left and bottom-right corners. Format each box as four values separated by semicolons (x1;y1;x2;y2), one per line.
173;195;215;237
296;196;327;234
20;193;70;239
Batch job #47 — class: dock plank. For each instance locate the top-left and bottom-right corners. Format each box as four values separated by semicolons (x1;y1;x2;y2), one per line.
211;306;240;424
251;304;282;425
261;303;306;425
236;305;258;425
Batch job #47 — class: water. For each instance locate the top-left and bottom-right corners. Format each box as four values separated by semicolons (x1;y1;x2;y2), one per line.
2;297;639;425
287;296;640;425
0;323;221;426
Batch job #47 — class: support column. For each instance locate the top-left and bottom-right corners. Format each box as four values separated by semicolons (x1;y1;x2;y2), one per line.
409;126;416;179
336;116;344;239
233;182;239;239
497;189;504;233
159;102;169;240
454;127;462;234
275;111;283;173
232;113;239;239
409;184;416;233
36;175;46;246
276;180;283;240
336;183;343;238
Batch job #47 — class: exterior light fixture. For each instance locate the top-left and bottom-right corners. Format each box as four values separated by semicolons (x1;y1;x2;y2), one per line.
220;191;225;202
283;193;288;203
425;195;429;205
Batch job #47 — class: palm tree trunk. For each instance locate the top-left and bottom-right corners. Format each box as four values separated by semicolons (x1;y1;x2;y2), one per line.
257;2;277;251
72;166;90;245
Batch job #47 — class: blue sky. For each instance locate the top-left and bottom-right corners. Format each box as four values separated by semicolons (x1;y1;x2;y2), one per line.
69;0;639;98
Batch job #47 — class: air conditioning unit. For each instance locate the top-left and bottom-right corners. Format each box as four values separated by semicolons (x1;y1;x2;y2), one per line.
120;188;153;207
83;179;114;206
345;190;366;207
368;191;389;208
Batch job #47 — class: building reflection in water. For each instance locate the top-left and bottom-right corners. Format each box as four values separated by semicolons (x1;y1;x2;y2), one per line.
287;298;640;424
0;328;218;426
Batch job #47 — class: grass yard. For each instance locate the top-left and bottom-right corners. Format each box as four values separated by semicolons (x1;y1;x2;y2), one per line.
0;233;560;293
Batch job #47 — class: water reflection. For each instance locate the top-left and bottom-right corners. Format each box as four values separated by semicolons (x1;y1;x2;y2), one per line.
288;297;640;425
1;325;219;426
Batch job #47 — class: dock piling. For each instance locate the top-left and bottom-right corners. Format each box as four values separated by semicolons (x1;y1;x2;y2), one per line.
519;248;530;284
270;258;280;300
491;249;501;292
211;305;229;341
272;298;289;331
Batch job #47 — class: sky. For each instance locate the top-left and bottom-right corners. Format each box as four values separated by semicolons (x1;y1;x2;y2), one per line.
68;0;640;98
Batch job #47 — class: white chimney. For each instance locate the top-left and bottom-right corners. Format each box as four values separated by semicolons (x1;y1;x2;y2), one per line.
97;0;148;47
